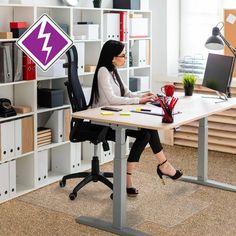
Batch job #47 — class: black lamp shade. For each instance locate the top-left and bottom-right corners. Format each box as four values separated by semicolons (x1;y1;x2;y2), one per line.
205;35;224;50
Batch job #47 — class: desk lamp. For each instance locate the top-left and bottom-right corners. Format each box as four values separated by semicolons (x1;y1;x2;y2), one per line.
205;22;236;98
205;22;236;56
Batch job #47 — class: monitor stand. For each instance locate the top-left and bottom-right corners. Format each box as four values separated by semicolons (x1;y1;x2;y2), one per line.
202;91;228;103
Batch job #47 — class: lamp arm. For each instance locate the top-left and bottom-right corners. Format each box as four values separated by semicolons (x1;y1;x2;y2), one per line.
219;32;236;56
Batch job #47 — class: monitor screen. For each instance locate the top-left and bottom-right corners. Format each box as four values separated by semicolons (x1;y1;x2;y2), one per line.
202;53;234;95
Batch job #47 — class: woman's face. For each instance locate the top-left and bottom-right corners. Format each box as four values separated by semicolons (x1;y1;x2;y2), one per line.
112;48;127;67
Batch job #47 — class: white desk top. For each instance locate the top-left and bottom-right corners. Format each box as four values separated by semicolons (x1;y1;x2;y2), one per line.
73;94;236;130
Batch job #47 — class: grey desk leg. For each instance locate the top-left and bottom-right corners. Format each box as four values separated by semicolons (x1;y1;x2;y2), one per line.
181;117;236;192
113;127;127;228
198;117;208;181
77;126;150;236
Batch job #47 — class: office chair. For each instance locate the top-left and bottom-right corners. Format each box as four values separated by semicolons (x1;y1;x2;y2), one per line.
59;45;113;200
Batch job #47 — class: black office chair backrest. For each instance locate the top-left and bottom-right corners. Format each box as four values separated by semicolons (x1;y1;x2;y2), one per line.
65;45;87;112
64;45;111;147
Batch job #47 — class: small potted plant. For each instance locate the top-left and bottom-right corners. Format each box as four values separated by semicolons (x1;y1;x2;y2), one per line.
182;73;197;96
93;0;102;8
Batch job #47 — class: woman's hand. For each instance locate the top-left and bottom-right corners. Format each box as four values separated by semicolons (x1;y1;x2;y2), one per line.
139;94;156;104
141;91;156;98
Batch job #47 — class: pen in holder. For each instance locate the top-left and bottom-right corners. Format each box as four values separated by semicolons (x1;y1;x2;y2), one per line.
157;96;178;123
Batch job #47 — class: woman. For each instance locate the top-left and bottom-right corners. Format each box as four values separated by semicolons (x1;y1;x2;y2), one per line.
89;40;182;196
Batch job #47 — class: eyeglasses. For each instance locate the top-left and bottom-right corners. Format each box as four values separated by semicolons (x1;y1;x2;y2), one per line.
116;54;127;58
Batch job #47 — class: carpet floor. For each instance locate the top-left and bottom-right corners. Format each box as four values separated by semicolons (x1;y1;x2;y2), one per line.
0;145;235;236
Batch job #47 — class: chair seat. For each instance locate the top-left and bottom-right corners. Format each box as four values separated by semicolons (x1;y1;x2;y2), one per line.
70;120;112;145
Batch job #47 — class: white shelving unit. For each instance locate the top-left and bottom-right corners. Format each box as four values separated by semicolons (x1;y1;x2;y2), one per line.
0;3;152;204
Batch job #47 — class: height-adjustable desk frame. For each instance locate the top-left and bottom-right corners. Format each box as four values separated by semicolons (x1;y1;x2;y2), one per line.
73;94;236;236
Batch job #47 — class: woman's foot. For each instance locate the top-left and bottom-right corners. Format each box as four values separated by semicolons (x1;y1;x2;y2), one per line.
127;187;139;197
127;172;139;197
157;160;183;185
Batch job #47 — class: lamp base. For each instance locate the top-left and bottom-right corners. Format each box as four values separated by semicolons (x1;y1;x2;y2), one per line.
202;91;228;103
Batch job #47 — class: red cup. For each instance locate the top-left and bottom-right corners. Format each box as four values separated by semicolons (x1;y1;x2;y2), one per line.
161;85;175;97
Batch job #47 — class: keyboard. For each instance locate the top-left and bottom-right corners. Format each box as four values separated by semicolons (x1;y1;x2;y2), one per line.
150;100;161;107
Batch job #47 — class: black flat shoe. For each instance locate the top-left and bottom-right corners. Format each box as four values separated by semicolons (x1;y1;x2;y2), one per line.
157;160;183;185
126;187;139;197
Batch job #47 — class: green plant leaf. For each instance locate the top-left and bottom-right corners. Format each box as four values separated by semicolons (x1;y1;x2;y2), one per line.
182;74;197;87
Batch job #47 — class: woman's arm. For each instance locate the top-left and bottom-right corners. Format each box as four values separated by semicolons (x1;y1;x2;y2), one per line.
97;67;140;105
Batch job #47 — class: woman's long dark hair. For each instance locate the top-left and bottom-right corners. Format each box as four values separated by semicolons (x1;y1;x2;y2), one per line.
89;40;125;106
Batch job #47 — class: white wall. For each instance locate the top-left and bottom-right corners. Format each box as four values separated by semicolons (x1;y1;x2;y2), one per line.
150;0;180;92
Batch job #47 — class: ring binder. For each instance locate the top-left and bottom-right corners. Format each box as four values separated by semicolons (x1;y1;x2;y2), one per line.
0;45;13;83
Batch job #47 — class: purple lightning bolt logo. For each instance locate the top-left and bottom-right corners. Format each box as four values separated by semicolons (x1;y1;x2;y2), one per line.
17;14;73;71
38;20;52;63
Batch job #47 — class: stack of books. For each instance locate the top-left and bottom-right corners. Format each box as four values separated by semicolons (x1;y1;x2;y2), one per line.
37;127;52;147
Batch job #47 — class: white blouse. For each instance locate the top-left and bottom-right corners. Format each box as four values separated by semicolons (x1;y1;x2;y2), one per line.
92;67;140;107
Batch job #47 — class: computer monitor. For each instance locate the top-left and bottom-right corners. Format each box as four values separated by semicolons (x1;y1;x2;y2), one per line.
202;53;235;98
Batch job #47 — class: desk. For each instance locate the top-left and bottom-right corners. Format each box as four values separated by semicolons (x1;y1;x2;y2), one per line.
73;94;236;236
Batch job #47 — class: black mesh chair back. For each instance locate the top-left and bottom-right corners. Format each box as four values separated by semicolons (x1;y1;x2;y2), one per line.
65;45;87;112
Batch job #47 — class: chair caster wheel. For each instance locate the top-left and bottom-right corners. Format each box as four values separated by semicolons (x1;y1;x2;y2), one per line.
59;180;66;188
110;193;113;200
69;192;77;200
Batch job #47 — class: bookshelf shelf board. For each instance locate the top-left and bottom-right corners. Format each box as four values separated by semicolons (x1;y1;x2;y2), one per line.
37;76;67;81
129;65;151;70
0;113;34;123
129;37;151;41
37;141;70;152
15;184;34;197
0;80;35;87
37;105;71;114
74;39;102;43
0;151;34;165
0;38;17;43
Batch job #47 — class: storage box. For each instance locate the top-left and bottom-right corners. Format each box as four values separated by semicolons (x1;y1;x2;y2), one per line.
58;24;69;34
129;76;149;92
73;24;99;40
85;64;96;72
37;59;66;77
129;77;139;92
113;0;140;10
129;18;148;37
13;105;32;113
10;28;27;38
38;88;64;108
10;22;28;29
0;32;13;39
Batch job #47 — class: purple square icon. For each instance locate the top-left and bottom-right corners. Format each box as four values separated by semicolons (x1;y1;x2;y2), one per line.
17;14;73;71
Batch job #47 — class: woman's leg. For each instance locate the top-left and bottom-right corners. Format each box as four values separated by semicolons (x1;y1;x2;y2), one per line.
127;162;135;188
126;129;151;190
148;130;182;178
